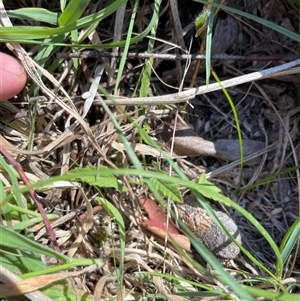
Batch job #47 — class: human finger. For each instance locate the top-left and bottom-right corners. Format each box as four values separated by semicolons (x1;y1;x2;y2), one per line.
0;52;27;101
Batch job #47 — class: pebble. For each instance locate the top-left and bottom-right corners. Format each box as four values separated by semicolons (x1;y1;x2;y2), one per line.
177;200;241;260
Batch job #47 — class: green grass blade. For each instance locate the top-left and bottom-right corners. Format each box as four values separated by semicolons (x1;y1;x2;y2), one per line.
205;4;214;85
211;70;244;184
143;271;228;298
7;203;49;218
0;178;11;227
0;0;160;50
279;217;300;265
0;155;27;225
114;0;138;93
242;285;300;301
7;8;58;25
139;57;154;97
98;198;125;292
41;282;94;301
14;167;279;277
60;0;67;11
0;250;47;274
0;225;69;262
12;214;58;232
20;258;103;278
0;0;128;41
194;0;300;42
78;165;126;191
240;165;300;192
139;0;160;96
58;0;90;26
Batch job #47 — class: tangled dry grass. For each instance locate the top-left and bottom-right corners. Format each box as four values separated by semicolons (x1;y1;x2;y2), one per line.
1;0;299;300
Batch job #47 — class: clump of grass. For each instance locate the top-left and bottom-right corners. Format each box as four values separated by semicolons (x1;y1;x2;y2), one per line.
0;0;299;300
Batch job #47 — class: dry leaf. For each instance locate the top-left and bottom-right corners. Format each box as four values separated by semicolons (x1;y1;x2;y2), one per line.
0;271;81;298
139;198;191;252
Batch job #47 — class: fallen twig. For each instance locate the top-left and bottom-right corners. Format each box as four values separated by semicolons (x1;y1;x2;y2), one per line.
101;59;300;106
57;50;296;62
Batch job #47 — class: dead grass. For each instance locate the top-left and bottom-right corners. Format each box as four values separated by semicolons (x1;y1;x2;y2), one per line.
1;0;299;300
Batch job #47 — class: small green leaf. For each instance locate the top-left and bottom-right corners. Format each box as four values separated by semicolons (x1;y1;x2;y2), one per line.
197;174;222;199
194;9;210;37
71;166;127;191
139;58;153;97
150;178;182;202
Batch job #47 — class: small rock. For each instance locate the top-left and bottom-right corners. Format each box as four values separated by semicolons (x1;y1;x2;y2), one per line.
177;202;241;260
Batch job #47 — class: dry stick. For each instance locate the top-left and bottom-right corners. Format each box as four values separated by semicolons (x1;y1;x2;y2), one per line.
103;60;300;106
189;28;206;88
56;50;296;62
108;3;126;83
0;146;60;253
169;0;186;51
169;0;186;85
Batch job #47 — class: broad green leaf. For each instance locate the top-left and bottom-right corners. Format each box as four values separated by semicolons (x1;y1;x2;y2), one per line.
197;174;221;196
